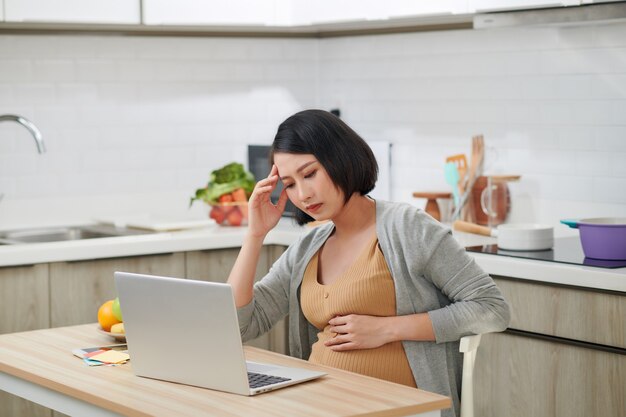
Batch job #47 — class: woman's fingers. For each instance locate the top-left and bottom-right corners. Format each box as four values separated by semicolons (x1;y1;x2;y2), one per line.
276;188;289;211
269;163;277;176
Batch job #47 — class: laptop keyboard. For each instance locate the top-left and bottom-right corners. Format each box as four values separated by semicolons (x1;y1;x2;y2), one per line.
247;372;291;389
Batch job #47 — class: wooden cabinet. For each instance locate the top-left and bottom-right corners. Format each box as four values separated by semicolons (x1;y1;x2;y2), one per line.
49;253;185;327
185;245;289;355
185;247;242;283
474;276;626;417
494;277;625;349
4;0;140;24
0;264;49;335
0;264;52;417
475;332;626;417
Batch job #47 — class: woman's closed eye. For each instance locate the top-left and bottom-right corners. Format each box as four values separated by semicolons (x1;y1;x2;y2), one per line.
283;170;316;189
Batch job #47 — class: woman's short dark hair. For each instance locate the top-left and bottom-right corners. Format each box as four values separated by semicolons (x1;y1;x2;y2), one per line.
270;109;378;225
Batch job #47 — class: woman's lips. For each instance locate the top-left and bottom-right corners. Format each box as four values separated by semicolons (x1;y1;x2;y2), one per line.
306;203;322;213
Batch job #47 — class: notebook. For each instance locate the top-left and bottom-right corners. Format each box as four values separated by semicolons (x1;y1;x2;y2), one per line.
114;271;325;395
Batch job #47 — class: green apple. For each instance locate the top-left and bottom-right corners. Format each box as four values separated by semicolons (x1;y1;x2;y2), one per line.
112;297;123;321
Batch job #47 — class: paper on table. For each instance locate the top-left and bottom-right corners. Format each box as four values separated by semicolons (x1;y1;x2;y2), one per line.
86;350;129;365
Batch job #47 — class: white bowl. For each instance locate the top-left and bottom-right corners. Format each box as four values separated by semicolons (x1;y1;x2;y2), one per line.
496;223;554;251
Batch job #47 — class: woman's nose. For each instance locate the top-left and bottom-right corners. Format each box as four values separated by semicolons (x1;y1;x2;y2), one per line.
297;183;312;202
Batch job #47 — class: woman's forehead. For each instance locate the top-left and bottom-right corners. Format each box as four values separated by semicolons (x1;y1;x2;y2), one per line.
273;153;317;166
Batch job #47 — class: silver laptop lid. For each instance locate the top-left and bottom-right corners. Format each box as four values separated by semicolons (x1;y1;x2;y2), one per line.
114;272;250;395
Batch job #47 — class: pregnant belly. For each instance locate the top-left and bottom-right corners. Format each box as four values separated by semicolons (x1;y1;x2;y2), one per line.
309;326;416;387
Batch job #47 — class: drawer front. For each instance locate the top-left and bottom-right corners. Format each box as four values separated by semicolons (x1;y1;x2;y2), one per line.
475;332;626;417
494;276;625;349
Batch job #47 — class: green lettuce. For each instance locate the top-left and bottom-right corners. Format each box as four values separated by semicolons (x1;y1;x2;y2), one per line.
189;162;256;206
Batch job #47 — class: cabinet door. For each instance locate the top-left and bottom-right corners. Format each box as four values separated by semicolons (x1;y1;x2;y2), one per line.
0;264;49;334
143;0;276;25
469;0;578;12
494;277;625;349
474;332;626;417
185;246;289;354
0;264;52;417
49;253;185;327
4;0;140;24
290;0;469;26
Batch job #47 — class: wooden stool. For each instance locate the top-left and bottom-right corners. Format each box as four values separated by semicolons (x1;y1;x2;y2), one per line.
412;191;452;221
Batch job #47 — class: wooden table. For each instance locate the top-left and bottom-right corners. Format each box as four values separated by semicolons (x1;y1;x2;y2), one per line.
0;324;451;417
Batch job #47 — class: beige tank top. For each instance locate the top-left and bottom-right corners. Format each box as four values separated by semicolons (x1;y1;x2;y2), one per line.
301;235;417;388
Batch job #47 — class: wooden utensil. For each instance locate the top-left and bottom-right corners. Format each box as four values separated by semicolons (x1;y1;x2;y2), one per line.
452;135;484;221
463;135;484;222
413;191;452;221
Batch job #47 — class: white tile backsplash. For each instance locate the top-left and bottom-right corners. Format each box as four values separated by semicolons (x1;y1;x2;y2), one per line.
0;23;625;228
318;24;626;224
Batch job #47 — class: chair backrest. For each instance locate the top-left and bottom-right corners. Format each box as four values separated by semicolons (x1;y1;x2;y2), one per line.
459;334;483;417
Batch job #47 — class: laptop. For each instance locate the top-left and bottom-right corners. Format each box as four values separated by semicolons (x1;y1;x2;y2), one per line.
114;271;325;395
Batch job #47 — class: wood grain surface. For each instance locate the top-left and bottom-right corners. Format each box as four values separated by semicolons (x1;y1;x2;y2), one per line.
0;324;450;417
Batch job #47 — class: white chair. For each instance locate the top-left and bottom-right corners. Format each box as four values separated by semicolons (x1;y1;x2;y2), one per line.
459;334;483;417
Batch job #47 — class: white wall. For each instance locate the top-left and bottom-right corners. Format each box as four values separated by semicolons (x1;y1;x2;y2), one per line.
0;22;625;230
0;35;318;227
318;22;626;228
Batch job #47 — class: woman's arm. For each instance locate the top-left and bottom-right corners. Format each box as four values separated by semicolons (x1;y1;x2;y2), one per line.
423;232;511;342
228;233;266;307
227;164;288;307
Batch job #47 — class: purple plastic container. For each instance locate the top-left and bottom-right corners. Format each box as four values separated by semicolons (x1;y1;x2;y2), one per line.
562;218;626;260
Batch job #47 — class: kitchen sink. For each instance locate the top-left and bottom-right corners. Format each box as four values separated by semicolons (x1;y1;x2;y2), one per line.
0;224;152;244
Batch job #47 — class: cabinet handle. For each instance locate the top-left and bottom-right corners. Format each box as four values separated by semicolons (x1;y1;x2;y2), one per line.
65;252;176;263
505;329;626;355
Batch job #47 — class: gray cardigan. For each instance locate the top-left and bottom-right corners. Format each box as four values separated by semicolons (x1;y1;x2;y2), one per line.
237;200;511;417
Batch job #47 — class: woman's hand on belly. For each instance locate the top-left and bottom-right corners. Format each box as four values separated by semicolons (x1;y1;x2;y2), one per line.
325;313;437;351
325;314;394;351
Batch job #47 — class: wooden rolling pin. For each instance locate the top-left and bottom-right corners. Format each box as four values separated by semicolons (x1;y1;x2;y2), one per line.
453;220;497;237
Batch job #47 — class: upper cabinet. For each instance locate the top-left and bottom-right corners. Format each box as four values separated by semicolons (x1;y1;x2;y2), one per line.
142;0;278;26
288;0;470;26
0;0;617;31
468;0;583;12
4;0;141;24
141;0;471;27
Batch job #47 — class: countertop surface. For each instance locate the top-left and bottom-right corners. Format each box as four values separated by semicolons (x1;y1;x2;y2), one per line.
0;324;451;417
0;219;624;293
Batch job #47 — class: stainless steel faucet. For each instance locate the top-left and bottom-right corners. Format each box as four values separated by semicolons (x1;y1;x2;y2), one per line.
0;114;46;153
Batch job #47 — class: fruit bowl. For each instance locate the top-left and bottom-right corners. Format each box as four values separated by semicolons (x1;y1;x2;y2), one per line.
209;202;248;226
97;325;126;342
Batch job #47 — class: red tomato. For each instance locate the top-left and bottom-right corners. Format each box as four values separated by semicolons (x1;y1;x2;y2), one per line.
226;207;243;226
210;206;227;224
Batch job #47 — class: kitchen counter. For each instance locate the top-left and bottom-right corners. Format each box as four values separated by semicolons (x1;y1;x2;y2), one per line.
0;221;624;293
0;219;306;268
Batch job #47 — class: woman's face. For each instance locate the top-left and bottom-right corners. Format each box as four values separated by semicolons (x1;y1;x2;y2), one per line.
273;153;344;221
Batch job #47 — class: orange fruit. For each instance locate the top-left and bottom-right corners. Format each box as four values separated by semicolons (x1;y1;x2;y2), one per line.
98;300;121;332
